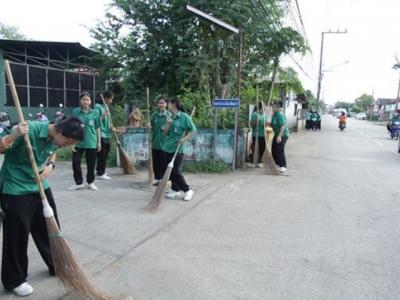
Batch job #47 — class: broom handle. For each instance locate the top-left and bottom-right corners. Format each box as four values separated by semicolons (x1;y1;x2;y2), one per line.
99;94;122;146
4;60;54;218
146;87;153;181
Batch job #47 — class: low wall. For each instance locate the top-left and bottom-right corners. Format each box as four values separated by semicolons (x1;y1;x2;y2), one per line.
121;128;245;166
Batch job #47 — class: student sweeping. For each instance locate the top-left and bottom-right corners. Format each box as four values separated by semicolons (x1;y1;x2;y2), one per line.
0;118;84;297
68;92;101;191
250;102;266;166
94;91;114;180
162;98;196;201
149;97;169;185
270;103;290;173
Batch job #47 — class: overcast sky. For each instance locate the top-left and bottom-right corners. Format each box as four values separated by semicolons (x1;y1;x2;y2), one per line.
2;0;399;104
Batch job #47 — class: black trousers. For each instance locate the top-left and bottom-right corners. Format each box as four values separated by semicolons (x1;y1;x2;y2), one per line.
162;151;189;192
96;138;111;176
72;148;97;184
152;148;164;180
271;136;288;168
249;137;266;163
1;188;59;290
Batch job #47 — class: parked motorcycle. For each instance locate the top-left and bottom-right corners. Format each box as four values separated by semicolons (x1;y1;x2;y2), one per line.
54;103;66;123
311;117;319;131
34;103;49;123
0;108;11;134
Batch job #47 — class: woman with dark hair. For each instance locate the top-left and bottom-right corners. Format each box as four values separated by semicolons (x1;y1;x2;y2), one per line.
250;102;266;167
0;117;84;297
68;92;101;191
162;98;197;201
95;91;114;180
149;97;169;185
270;103;290;173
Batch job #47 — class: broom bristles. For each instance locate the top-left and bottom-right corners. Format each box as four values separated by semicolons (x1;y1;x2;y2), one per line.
145;165;173;212
118;144;136;174
264;147;280;175
46;218;114;300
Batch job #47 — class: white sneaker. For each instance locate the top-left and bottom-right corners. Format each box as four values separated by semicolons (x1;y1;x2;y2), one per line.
87;183;98;191
97;174;111;180
183;189;194;201
12;282;34;297
67;183;85;191
165;190;180;199
152;179;160;186
256;163;264;168
279;167;287;173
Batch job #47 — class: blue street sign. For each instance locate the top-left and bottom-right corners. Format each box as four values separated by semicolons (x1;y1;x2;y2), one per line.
213;98;240;108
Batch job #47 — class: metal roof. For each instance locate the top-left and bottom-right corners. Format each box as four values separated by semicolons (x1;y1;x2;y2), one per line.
0;39;94;59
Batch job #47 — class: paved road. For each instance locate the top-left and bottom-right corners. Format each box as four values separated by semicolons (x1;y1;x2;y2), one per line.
1;116;399;299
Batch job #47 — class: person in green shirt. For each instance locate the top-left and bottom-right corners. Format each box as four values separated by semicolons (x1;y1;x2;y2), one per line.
250;102;266;166
162;98;197;201
94;91;114;180
0;118;84;297
149;97;169;185
68;92;101;191
270;103;290;173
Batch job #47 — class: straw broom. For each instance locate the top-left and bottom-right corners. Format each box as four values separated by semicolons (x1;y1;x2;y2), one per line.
262;106;280;175
100;94;136;175
252;84;260;166
5;60;113;300
146;87;154;184
145;107;196;212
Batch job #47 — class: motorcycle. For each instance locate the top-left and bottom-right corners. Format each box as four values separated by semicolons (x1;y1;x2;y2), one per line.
0;108;11;134
389;121;400;139
34;103;49;123
339;122;346;131
54;103;66;123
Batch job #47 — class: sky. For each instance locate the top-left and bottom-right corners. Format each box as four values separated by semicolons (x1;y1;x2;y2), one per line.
1;0;399;105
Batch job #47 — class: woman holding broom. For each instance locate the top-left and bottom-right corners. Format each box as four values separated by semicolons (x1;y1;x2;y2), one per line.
149;97;169;186
270;103;290;173
94;91;114;180
162;98;196;201
0;117;84;296
68;92;101;191
250;102;266;167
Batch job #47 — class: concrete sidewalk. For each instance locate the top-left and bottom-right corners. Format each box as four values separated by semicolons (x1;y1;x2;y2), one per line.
0;162;231;299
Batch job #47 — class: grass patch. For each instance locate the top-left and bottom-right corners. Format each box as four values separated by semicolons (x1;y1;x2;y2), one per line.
182;160;231;174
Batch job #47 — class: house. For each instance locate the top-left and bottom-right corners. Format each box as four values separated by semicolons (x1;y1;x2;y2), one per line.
375;98;398;120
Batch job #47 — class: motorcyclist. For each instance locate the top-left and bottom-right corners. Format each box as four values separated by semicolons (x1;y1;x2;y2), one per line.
387;110;400;133
339;111;347;129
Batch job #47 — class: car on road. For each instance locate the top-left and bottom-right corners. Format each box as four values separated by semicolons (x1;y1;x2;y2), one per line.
355;112;367;120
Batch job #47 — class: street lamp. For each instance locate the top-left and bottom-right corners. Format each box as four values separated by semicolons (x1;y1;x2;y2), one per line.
186;5;242;170
316;29;347;111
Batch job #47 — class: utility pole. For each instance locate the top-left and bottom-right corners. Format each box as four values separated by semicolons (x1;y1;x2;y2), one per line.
316;29;347;112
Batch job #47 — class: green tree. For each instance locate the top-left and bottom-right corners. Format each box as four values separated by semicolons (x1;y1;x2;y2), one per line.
354;93;374;111
0;22;26;39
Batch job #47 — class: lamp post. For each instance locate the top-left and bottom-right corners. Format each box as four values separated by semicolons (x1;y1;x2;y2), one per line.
186;5;242;170
316;29;347;111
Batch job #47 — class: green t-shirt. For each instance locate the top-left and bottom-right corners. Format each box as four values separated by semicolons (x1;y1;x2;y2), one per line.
251;111;266;137
162;111;197;154
73;107;100;149
271;111;290;138
151;110;169;150
94;103;112;139
0;122;59;195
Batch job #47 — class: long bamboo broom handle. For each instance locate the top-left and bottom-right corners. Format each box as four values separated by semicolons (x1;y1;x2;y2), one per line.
4;60;54;218
146;87;153;181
